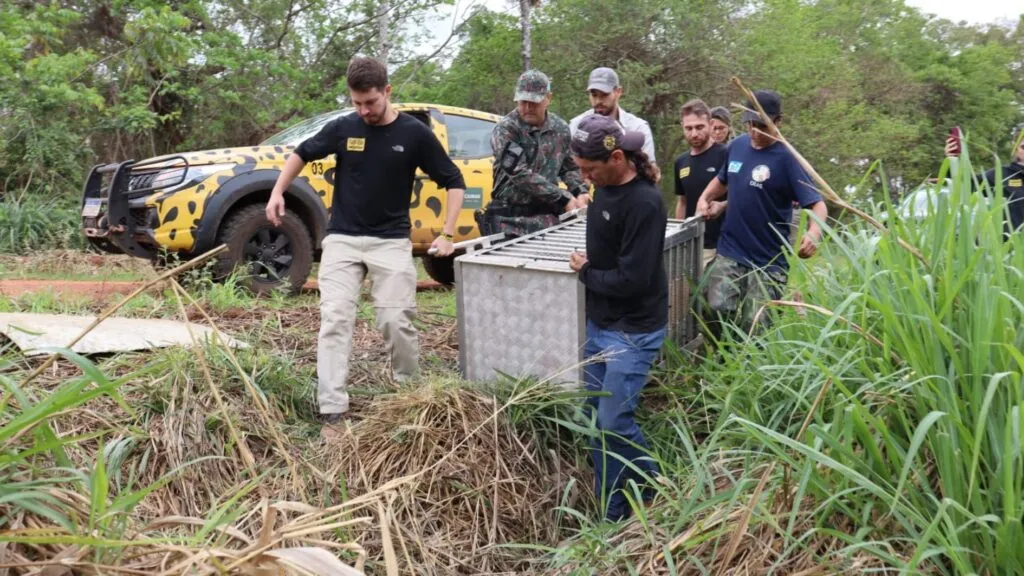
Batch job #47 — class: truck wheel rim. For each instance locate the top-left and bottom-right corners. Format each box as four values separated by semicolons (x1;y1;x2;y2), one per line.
242;226;293;282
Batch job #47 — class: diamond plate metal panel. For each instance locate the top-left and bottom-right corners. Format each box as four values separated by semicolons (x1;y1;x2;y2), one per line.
458;263;582;385
456;216;704;385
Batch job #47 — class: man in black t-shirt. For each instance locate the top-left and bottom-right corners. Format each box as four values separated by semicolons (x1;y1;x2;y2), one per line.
265;57;466;436
944;130;1024;235
568;114;667;522
674;99;729;266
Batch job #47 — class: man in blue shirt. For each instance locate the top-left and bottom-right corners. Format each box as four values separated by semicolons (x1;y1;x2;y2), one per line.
696;90;827;337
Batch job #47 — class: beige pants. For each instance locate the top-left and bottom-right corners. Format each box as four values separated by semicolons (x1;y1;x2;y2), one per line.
702;248;717;269
317;234;418;414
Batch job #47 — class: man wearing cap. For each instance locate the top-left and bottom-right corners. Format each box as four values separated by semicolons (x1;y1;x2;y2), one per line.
569;67;658;179
479;69;588;240
709;106;733;145
567;114;667;522
696;89;827;337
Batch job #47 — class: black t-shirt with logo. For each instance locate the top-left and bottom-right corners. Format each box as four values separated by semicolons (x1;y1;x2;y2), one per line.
295;112;465;238
674;143;729;248
983;162;1024;233
578;176;668;333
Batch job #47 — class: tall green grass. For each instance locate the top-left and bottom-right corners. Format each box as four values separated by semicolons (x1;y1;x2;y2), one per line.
545;143;1022;574
0;199;86;254
692;148;1021;572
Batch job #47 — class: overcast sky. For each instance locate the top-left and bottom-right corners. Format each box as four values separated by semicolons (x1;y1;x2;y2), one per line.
905;0;1022;24
415;0;1022;59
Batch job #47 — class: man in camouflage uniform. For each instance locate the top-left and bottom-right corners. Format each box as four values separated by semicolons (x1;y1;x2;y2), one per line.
478;69;588;240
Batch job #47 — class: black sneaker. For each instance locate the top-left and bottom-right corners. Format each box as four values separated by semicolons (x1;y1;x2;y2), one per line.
319;412;348;440
320;412;344;425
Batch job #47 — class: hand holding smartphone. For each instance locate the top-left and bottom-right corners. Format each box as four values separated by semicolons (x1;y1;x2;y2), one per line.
947;126;962;157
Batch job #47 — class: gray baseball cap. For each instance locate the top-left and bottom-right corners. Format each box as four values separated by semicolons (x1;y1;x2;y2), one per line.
587;67;620;94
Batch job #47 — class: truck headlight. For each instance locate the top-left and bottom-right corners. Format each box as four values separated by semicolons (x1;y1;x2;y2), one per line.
150;163;236;192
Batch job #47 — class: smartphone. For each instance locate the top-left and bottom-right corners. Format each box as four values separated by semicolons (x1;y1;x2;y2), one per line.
949;126;962;155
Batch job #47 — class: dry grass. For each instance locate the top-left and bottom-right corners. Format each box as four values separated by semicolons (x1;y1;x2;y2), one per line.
321;383;589;575
0;257;592;575
543;464;899;576
0;249;158;281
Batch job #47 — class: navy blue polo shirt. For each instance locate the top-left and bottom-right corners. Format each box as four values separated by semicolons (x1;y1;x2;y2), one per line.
716;134;822;273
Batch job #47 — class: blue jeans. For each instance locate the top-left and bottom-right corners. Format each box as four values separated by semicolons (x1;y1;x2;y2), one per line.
582;320;666;521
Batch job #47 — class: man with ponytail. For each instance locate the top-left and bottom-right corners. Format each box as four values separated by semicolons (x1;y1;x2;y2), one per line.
567;113;667;522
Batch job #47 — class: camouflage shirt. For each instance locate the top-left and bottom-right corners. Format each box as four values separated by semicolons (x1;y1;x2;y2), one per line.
490;109;588;210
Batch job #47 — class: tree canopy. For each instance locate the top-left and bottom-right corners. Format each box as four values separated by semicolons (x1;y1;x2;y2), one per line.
1;0;1021;204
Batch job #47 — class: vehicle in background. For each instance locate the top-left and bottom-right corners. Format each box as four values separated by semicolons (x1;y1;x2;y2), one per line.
80;104;502;293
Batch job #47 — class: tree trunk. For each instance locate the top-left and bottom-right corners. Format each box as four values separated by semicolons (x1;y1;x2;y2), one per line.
377;0;391;63
519;0;532;71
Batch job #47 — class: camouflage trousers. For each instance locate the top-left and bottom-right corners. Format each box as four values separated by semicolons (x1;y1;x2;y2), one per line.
702;254;787;340
475;209;560;241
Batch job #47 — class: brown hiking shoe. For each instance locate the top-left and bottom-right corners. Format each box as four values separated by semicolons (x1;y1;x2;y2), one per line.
319;412;349;440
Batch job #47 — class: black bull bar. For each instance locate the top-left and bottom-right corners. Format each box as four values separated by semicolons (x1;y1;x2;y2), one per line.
80;155;189;259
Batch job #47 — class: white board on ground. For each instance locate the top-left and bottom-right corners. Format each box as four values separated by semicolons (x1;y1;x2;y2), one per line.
0;313;247;357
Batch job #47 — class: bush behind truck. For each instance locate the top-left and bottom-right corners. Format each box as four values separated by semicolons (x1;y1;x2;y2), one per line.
80;104;502;293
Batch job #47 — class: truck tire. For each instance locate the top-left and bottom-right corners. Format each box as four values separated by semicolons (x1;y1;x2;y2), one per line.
421;254;455;285
216;204;313;295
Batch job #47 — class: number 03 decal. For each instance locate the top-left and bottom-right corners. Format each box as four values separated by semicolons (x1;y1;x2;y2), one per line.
310;162;325;175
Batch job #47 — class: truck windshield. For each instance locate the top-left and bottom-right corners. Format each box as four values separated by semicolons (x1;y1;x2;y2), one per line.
261;110;352;146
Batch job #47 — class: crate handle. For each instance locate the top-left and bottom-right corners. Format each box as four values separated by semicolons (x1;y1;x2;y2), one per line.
427;232;507;255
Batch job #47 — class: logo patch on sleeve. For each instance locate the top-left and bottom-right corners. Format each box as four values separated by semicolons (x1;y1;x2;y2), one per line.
347;137;365;152
679;167;690;178
1010;178;1023;188
727;161;743;174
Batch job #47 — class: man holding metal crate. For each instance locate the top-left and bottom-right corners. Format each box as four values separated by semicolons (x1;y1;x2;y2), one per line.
265;57;466;437
567;113;667;522
479;69;589;240
696;89;827;337
674;98;730;267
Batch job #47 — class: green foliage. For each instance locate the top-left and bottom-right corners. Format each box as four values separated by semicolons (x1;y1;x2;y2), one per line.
2;0;1018;214
0;199;86;254
404;0;1023;206
0;0;450;204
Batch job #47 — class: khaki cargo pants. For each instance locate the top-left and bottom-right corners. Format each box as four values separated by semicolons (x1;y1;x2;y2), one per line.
702;248;717;268
317;234;418;414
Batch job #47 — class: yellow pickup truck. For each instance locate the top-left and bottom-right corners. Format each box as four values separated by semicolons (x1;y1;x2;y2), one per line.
80;104;502;293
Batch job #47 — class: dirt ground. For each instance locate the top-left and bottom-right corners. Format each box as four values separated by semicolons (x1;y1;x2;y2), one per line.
0;278;444;299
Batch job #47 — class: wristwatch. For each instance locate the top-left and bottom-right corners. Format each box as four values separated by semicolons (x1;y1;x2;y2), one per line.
439;232;454;241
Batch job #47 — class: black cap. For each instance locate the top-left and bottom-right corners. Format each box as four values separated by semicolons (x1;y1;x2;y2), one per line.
710;106;731;124
740;90;782;124
570;114;645;159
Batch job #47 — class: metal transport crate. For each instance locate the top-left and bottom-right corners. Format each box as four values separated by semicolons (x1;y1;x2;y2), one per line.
454;215;704;387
